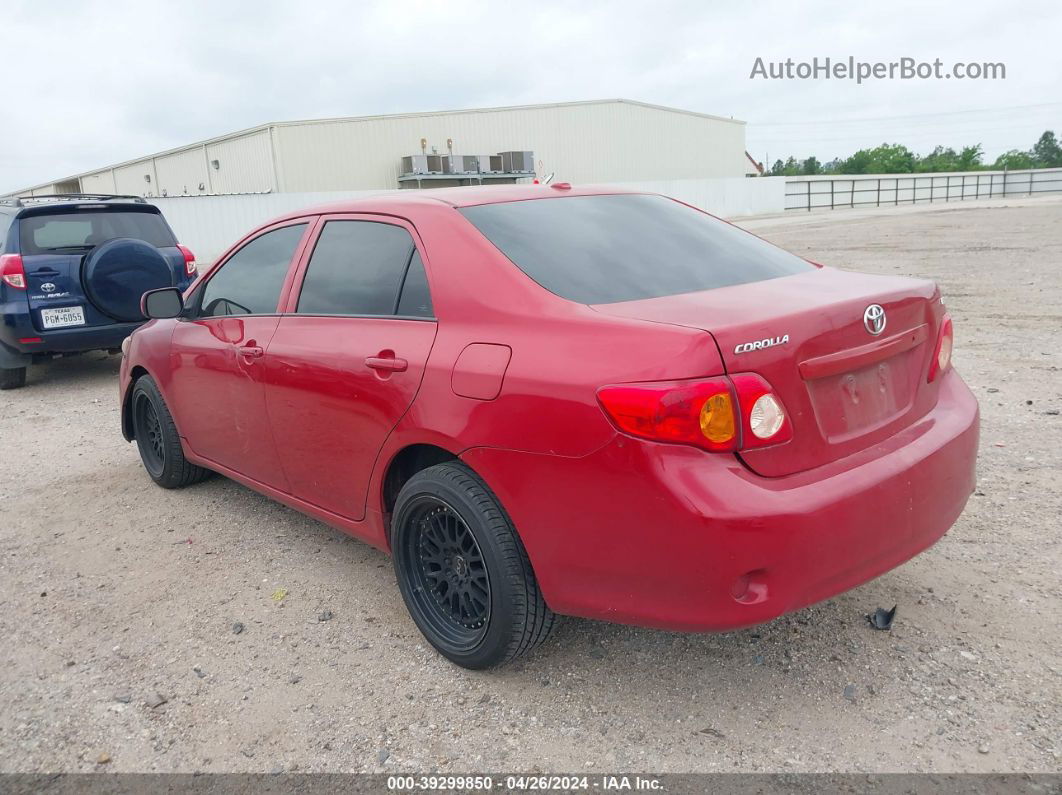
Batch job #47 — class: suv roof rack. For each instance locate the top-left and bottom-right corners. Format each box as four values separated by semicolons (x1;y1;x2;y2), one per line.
0;193;147;208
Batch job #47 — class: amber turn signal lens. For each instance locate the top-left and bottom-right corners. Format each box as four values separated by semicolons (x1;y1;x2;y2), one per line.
699;392;736;443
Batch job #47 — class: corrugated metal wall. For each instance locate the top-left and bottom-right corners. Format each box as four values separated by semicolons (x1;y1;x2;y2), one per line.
273;102;746;191
5;101;747;198
202;130;277;194
66;131;278;198
155;147;212;197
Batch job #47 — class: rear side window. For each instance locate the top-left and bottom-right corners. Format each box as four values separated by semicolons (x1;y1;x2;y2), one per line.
396;251;433;317
19;210;176;254
199;224;307;317
459;194;814;304
0;213;12;249
297;220;430;317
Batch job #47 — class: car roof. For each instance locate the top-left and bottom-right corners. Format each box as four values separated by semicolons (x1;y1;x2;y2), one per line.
270;183;647;224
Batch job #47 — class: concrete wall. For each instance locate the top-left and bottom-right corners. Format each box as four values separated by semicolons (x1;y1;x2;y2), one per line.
153;190;387;263
785;168;1062;210
609;176;786;218
153;176;782;264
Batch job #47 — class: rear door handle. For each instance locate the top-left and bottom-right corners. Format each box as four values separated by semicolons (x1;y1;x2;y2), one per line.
30;268;61;276
238;345;264;360
365;355;408;373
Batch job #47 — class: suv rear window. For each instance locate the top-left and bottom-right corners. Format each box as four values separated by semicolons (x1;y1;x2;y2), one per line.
459;194;813;304
19;210;175;255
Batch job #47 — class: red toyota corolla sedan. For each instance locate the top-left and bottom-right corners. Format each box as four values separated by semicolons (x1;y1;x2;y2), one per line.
119;185;979;668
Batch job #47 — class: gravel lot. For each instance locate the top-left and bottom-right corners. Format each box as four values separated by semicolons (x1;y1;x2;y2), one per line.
1;196;1059;774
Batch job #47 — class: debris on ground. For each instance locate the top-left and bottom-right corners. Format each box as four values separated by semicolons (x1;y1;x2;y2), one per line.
145;692;168;709
867;605;897;630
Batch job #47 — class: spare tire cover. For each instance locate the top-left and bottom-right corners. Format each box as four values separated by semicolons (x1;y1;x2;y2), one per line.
82;238;174;322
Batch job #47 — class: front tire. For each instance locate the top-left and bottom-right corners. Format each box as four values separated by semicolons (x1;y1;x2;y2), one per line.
0;367;27;390
131;375;211;489
391;462;555;669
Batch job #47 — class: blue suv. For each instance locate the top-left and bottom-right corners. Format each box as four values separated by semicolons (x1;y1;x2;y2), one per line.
0;195;196;389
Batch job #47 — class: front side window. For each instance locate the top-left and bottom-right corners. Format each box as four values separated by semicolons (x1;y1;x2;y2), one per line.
199;224;307;317
460;194;814;304
297;221;431;317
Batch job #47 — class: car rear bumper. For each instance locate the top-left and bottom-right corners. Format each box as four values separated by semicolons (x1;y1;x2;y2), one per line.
0;305;141;367
461;369;979;632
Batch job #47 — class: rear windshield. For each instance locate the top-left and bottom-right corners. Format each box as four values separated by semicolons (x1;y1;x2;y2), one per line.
19;210;175;255
459;194;813;304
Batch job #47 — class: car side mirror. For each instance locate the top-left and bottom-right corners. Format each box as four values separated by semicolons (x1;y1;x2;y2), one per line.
141;287;184;319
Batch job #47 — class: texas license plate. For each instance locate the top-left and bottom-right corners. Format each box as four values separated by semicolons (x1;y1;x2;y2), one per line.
40;305;86;329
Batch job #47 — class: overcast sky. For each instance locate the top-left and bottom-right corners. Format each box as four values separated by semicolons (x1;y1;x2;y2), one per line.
4;0;1061;191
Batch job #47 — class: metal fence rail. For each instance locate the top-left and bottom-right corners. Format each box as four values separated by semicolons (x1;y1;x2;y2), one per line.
785;168;1062;211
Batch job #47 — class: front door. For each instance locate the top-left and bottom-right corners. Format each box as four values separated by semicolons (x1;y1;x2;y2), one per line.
263;217;437;519
167;221;312;490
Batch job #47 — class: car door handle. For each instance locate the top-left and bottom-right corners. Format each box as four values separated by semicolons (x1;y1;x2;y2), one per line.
238;345;264;360
365;355;408;372
30;268;61;276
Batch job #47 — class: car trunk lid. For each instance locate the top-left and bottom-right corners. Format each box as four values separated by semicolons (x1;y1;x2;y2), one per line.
592;267;945;476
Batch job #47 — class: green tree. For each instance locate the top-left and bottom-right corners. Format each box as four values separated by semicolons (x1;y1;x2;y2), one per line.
956;145;983;171
993;150;1036;170
801;156;821;175
841;149;872;174
917;146;960;172
769;159;786;176
1032;131;1062;167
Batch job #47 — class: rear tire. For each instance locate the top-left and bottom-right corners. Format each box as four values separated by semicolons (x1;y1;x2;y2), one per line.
0;367;27;390
131;375;211;489
391;461;555;669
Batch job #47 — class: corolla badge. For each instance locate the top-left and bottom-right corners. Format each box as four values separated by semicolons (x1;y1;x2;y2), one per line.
41;282;57;293
863;304;886;336
734;334;789;354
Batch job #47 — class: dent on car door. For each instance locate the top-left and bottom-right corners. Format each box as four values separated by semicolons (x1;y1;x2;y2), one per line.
262;218;438;521
168;222;311;489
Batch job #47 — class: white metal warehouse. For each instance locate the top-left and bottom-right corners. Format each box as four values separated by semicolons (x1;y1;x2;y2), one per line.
10;99;747;197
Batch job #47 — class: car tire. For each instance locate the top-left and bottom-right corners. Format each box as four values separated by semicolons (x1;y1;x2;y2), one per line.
131;375;212;489
391;461;556;669
0;367;27;390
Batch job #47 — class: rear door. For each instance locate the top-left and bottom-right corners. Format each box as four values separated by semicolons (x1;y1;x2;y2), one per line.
262;215;438;520
17;206;181;331
168;221;313;490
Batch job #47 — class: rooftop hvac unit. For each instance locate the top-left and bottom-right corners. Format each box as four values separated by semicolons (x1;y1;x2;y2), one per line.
401;154;443;175
475;154;503;174
499;151;534;173
442;155;480;175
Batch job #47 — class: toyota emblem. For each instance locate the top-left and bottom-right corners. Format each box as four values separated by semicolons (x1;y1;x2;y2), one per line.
863;304;886;336
41;282;57;293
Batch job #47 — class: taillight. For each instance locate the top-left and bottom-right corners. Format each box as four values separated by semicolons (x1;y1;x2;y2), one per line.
928;314;954;382
597;373;790;453
0;253;27;289
729;372;793;450
177;244;197;276
597;378;738;452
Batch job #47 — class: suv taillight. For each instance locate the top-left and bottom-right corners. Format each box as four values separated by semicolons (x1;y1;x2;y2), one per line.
597;373;792;453
0;254;26;289
177;244;197;276
928;314;954;382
